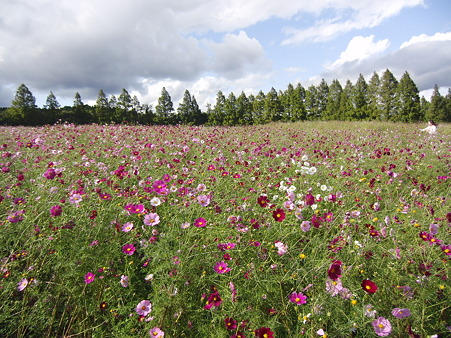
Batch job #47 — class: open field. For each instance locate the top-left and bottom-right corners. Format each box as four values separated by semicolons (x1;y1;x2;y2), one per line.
1;122;450;337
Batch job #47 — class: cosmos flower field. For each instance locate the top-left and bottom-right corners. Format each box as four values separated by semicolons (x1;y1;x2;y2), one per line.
1;121;450;337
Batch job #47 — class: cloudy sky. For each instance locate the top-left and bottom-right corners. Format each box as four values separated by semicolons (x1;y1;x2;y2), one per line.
0;0;450;109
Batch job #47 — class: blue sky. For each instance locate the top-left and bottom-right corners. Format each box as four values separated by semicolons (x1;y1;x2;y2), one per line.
0;0;450;109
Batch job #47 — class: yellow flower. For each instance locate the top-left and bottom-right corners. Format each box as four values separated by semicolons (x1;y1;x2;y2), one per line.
299;253;306;259
351;299;358;305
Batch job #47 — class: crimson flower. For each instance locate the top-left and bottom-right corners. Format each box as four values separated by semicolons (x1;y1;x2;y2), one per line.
257;195;270;208
254;327;274;338
272;208;286;222
224;317;237;330
362;279;378;294
327;260;342;280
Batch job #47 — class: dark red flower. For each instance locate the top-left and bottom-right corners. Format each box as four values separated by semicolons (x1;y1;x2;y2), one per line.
272;208;286;222
224;317;237;330
361;279;378;294
254;327;274;338
257;195;270;208
327;260;342;280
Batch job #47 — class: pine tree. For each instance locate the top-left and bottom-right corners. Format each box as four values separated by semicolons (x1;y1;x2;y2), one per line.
325;79;343;120
305;85;319;120
380;69;399;121
209;91;227;126
94;89;110;123
116;88;135;123
263;87;283;122
236;91;253;125
352;74;369;120
42;91;60;124
445;88;451;122
155;87;174;125
281;83;306;122
252;91;266;125
5;84;37;124
396;71;421;122
368;72;382;120
426;85;446;122
223;92;239;126
316;79;329;119
72;92;91;124
177;90;195;125
340;80;354;120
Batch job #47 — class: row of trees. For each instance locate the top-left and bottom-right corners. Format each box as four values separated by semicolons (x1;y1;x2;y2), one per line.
1;69;450;126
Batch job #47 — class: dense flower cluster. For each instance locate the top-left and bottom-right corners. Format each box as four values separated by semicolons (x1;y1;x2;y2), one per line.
1;123;449;337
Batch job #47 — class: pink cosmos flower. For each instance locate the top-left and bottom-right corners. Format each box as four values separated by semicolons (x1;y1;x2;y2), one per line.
289;291;307;305
149;327;164;337
364;304;377;318
122;244;136;255
17;278;29;291
213;261;231;274
325;278;343;296
119;221;132;232
84;272;95;284
120;275;129;287
144;213;160;226
275;241;288;255
136;300;152;316
391;308;411;319
300;220;311;232
197;194;211;206
372;317;392;336
194;217;207;227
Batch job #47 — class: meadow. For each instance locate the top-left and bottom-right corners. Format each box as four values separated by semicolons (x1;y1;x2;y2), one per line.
0;121;450;337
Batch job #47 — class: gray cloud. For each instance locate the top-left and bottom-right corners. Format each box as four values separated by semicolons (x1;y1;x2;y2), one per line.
0;1;269;106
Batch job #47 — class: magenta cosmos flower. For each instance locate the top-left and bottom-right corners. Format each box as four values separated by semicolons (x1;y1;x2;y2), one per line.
122;244;136;255
214;261;231;274
194;217;207;227
144;213;160;226
204;291;222;310
124;203;145;214
136;300;152;316
289;291;307;305
84;272;95;284
372;317;392;336
50;205;63;217
149;327;164;337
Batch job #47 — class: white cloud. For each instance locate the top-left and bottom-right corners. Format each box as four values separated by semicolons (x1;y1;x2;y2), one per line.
330;35;390;68
318;33;451;92
282;0;424;44
400;31;451;48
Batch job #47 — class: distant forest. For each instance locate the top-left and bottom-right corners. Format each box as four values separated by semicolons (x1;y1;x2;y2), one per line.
1;69;450;126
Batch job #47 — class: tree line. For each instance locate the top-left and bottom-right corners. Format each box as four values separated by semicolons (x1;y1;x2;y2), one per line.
1;69;450;126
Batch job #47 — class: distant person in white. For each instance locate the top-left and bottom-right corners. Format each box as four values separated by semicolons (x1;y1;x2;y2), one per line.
420;120;437;134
